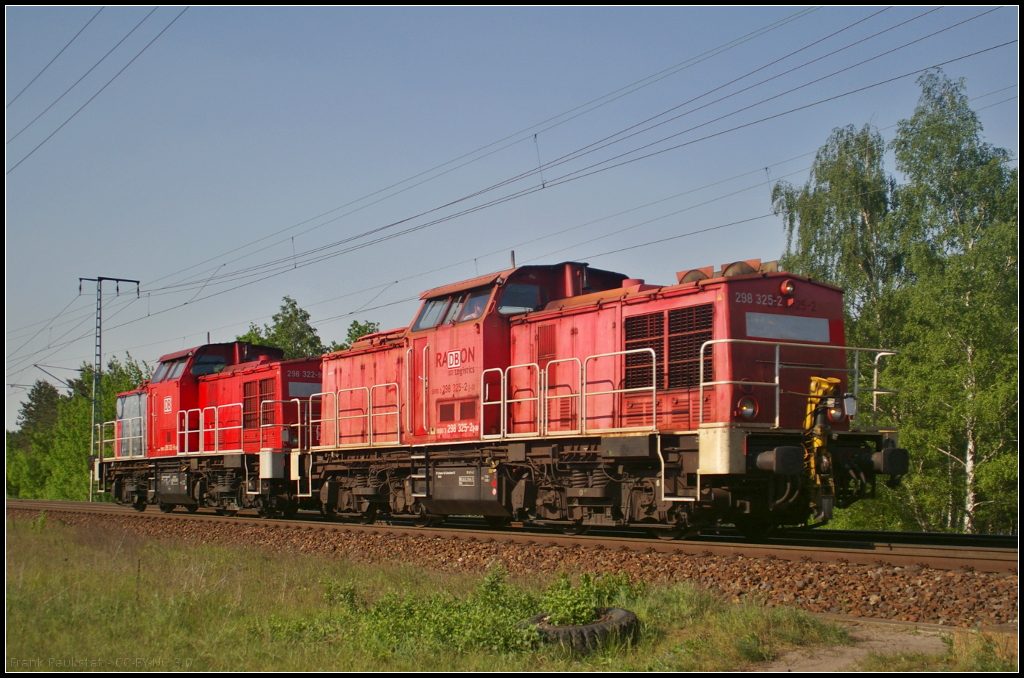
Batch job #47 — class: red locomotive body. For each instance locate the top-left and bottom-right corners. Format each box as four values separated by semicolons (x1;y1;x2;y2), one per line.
98;259;908;535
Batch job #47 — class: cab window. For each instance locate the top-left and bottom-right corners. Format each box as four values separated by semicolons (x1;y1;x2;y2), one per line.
498;284;547;315
191;354;226;376
442;294;465;324
152;362;171;382
413;298;450;331
166;360;187;380
458;288;491;322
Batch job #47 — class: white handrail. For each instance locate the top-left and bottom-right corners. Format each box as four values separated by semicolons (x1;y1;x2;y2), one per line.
369;382;401;445
543;357;582;435
582;348;658;434
698;339;897;428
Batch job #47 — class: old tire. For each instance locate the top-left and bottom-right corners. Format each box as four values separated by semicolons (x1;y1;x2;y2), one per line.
524;607;638;654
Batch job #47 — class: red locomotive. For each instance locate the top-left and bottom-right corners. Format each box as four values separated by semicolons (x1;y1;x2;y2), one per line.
96;259;908;537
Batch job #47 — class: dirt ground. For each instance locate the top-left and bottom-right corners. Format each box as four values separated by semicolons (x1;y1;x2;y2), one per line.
759;621;949;672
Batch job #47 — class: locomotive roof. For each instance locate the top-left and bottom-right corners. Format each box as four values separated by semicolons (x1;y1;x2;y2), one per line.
520;269;842;317
418;262;627;299
155;342;282;363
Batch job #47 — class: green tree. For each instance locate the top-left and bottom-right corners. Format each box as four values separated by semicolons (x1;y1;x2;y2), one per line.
773;124;903;348
326;320;381;352
6;380;61;497
6;356;150;500
885;71;1018;534
237;296;326;359
45;355;151;501
772;70;1017;534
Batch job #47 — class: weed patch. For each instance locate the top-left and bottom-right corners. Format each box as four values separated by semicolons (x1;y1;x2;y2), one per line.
6;517;852;671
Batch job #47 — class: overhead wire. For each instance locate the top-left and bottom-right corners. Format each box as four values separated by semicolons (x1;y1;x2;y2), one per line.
6;6;190;176
5;7;105;109
138;7;821;292
7;7;159;146
137;9;1007;298
131;37;1020;302
8;19;1016;380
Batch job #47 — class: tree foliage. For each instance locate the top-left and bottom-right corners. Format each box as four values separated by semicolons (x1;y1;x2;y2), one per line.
236;296;327;359
6;355;151;500
327;320;381;353
774;70;1018;533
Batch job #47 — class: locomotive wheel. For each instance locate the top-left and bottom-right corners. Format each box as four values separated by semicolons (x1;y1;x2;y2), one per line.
159;503;175;513
215;509;227;516
186;505;199;514
556;521;590;536
132;499;147;512
650;526;684;541
358;508;377;525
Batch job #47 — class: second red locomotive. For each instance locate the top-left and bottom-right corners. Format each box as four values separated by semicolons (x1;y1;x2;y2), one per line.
96;258;909;538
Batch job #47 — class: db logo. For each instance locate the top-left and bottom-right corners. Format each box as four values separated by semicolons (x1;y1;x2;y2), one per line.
163;397;172;413
446;350;461;368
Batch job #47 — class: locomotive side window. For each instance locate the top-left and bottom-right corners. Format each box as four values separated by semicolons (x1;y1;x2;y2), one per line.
191;354;226;376
413;297;450;331
498;284;547;315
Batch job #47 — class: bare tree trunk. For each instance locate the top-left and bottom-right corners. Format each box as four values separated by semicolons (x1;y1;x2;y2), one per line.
962;344;977;534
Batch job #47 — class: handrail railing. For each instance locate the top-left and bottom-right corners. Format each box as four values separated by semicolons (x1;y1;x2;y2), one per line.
177;408;202;454
369;382;401;445
505;363;540;438
544;357;582;435
201;403;243;453
582;348;657;434
99;416;145;458
480;367;505;440
698;339;897;429
308;391;335;448
335;386;371;446
480;350;656;439
259;398;302;450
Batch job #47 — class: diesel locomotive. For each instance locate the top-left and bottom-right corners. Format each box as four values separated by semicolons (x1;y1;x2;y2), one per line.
95;258;909;538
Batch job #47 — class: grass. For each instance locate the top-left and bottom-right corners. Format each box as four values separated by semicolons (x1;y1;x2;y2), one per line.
859;630;1018;673
7;515;858;671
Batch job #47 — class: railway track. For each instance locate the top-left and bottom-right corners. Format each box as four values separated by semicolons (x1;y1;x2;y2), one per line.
7;499;1017;574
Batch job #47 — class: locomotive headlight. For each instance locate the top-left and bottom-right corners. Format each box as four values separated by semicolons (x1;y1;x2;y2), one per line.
737;397;758;420
827;401;845;423
780;279;796;296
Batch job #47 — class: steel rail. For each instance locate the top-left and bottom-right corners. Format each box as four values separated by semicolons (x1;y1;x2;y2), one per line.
7;499;1016;574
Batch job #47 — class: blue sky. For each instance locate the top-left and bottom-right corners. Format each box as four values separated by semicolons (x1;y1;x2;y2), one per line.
5;7;1018;427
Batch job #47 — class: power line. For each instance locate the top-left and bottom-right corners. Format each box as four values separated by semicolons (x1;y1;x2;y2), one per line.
7;7;159;146
137;8;822;292
135;37;1020;301
5;7;104;109
6;6;189;176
